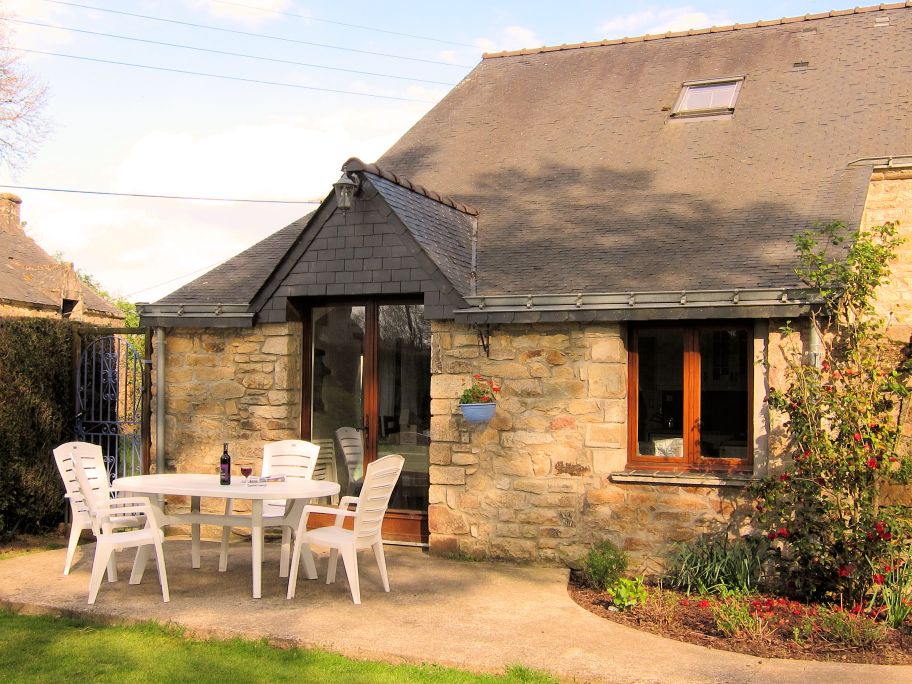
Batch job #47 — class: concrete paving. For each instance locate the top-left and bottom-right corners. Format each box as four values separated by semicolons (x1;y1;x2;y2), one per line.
1;539;910;683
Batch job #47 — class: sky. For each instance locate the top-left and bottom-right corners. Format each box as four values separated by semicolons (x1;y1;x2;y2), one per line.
1;0;847;303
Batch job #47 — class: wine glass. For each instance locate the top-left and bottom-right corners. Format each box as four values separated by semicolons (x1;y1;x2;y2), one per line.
239;463;253;484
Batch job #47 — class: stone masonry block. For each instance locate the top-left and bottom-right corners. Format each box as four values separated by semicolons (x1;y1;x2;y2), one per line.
429;465;466;485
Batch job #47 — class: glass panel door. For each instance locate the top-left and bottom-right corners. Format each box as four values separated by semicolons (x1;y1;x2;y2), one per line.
310;305;365;497
377;304;431;513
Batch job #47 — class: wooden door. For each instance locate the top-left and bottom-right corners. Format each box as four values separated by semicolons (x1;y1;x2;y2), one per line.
304;302;430;543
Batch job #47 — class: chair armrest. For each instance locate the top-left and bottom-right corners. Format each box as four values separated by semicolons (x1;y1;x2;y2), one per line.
302;504;356;518
339;496;359;509
97;497;164;530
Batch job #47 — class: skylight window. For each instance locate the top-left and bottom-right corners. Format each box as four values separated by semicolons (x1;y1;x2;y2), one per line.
672;77;744;118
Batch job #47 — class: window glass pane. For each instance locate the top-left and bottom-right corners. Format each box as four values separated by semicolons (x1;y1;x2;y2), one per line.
377;304;431;511
681;82;737;111
311;305;365;497
699;329;749;458
636;330;684;458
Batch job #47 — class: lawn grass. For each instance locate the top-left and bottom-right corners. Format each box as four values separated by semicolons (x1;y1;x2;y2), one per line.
0;611;556;684
0;533;66;561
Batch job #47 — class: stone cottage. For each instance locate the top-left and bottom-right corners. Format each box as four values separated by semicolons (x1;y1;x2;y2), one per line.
0;193;123;325
139;5;912;566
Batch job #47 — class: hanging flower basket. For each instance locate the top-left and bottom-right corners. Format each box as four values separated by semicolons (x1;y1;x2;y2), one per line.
458;402;497;424
457;375;500;425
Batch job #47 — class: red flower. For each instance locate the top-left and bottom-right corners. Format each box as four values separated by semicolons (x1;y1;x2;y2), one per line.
822;361;830;371
875;521;885;534
853;432;863;442
833;370;842;379
767;531;777;541
679;598;690;606
698;599;710;608
838;566;852;578
873;574;885;585
882;531;893;541
777;527;789;538
885;565;892;573
867;457;878;469
779;473;789;482
473;374;482;380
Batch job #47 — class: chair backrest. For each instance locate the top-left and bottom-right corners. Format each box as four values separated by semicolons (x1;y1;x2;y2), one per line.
53;442;108;519
71;452;116;535
334;427;363;481
261;440;320;481
353;454;405;544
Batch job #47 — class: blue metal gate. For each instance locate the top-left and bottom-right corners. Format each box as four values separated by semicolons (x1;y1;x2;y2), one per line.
75;331;150;481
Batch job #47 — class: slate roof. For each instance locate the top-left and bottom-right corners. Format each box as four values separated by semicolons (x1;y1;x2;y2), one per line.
157;214;312;305
379;4;912;296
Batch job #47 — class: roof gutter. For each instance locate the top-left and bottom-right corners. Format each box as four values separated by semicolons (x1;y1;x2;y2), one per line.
453;287;820;324
137;302;254;328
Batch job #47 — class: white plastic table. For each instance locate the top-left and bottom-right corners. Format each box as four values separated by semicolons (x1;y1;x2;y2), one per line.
112;474;340;598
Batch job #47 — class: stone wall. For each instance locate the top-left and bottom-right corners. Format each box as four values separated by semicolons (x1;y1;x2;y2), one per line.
861;171;912;340
428;320;758;571
152;323;303;516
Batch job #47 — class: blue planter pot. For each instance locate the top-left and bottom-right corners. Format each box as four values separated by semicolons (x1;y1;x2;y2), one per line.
458;402;497;424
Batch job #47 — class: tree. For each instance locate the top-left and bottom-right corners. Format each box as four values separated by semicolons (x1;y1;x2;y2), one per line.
0;19;48;169
753;221;912;603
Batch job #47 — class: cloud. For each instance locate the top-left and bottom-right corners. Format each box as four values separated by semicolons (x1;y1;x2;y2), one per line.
112;105;437;201
599;7;735;37
475;26;542;53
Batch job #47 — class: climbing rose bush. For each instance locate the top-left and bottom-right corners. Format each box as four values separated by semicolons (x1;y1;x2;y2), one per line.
752;221;912;603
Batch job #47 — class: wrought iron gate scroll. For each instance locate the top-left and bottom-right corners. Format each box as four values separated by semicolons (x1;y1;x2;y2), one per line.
74;328;152;481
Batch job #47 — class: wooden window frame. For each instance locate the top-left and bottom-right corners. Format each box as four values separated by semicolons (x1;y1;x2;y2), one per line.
626;323;753;473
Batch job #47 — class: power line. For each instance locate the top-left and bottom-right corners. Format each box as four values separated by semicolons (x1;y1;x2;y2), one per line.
37;0;474;68
12;48;438;102
9;19;459;86
209;0;477;48
0;183;323;204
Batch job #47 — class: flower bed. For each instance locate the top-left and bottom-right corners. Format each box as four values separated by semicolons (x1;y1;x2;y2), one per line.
568;573;912;664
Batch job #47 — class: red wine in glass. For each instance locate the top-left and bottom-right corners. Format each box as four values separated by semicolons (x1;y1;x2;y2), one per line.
240;464;253;483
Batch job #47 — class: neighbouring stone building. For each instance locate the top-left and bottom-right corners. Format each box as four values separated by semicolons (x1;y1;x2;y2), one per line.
0;193;124;325
140;6;912;567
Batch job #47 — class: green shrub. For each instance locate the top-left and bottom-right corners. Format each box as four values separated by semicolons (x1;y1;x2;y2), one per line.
666;534;766;595
582;540;628;591
712;594;766;639
866;551;912;628
0;317;75;538
607;576;647;610
815;606;885;649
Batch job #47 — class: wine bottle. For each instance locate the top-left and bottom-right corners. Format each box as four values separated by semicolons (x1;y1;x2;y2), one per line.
220;442;231;485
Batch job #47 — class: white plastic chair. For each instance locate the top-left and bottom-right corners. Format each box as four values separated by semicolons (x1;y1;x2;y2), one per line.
73;459;169;604
219;440;320;576
286;454;405;604
53;442;144;576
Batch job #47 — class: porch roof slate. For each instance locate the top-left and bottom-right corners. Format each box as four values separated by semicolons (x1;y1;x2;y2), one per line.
369;173;475;297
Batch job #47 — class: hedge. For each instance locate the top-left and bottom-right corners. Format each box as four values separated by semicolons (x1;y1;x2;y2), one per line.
0;317;75;538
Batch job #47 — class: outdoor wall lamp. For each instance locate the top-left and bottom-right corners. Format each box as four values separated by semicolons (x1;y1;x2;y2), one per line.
333;171;359;212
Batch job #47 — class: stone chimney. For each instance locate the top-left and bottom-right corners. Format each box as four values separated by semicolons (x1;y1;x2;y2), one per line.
0;193;22;233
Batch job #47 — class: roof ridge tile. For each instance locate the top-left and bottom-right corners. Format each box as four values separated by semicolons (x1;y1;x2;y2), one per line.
342;157;479;216
482;3;912;58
